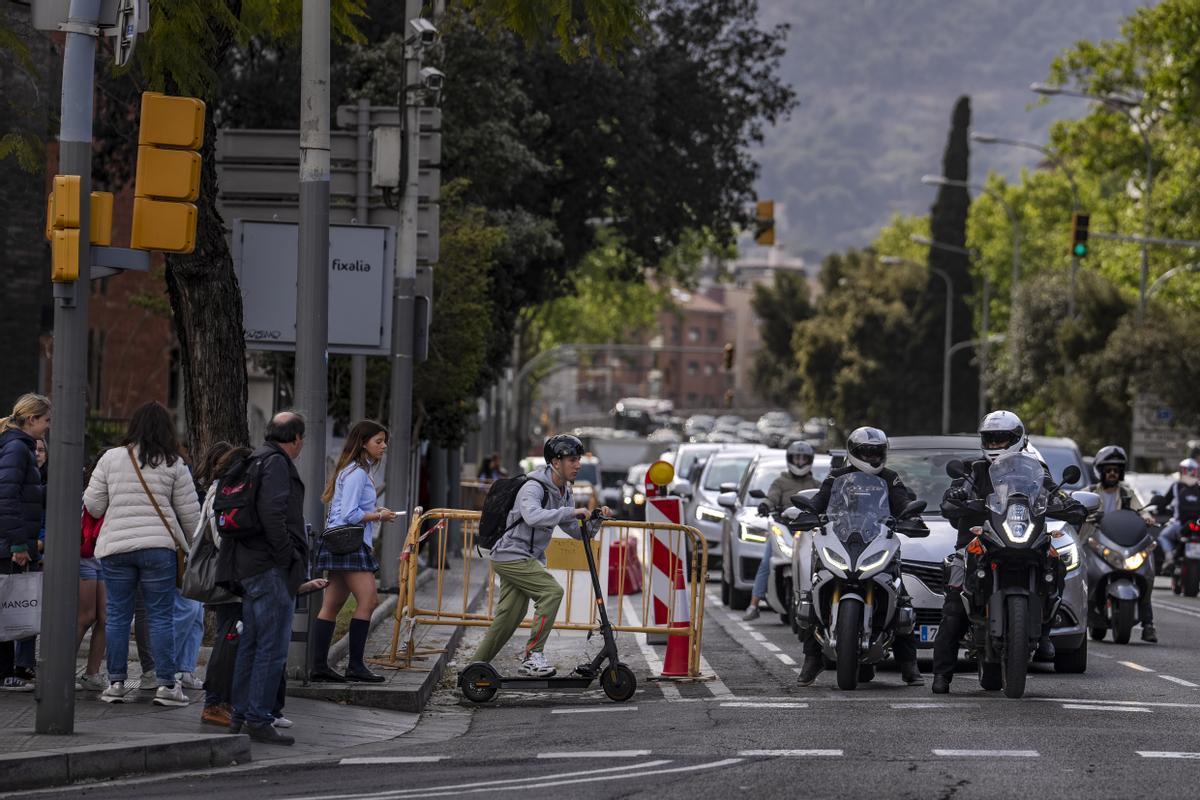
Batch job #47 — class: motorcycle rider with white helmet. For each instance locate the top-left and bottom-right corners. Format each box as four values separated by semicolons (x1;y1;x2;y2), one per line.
796;427;923;687
744;441;819;621
932;411;1086;693
1148;457;1200;572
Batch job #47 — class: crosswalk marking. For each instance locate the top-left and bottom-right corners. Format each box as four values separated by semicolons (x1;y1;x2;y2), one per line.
1138;751;1200;759
933;749;1039;758
720;701;808;709
1062;703;1150;713
1160;675;1199;688
739;749;842;757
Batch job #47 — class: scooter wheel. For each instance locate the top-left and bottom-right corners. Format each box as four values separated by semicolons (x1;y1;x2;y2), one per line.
600;664;637;702
459;662;500;703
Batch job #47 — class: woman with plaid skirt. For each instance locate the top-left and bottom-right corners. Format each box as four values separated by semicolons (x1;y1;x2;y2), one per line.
309;421;398;683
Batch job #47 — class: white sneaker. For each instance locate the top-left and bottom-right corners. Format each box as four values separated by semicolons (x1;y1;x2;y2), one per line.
1;676;33;692
76;673;107;691
176;671;204;690
100;681;133;703
152;683;190;707
138;669;157;690
742;606;761;621
272;716;294;728
519;651;556;678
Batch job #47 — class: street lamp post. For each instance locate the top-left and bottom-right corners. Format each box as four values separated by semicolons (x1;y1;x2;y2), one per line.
971;131;1083;317
881;255;953;434
1147;263;1200;297
921;174;1021;305
1031;83;1154;320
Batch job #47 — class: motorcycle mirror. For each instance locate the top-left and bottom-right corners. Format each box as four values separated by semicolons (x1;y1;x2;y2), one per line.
1060;465;1081;486
1071;490;1101;513
946;459;967;479
748;489;767;500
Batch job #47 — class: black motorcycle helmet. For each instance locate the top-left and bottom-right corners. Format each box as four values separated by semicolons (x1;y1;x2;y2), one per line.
786;441;815;478
846;426;888;475
1094;445;1128;488
543;434;585;464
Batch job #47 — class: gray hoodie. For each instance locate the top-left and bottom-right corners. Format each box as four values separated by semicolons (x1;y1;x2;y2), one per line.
489;464;582;563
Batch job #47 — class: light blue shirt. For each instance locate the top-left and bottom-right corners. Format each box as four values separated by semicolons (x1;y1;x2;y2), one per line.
327;463;378;546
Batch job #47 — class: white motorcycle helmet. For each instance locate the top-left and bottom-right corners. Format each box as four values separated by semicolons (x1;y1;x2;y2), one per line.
846;426;888;476
1180;458;1199;487
979;410;1027;464
786;440;815;478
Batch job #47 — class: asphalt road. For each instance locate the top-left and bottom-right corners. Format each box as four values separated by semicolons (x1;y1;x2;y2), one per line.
17;582;1200;800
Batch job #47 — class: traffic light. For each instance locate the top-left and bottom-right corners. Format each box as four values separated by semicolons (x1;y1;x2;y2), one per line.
131;92;205;253
45;191;113;246
47;175;81;282
754;200;775;246
723;342;735;371
1071;212;1090;258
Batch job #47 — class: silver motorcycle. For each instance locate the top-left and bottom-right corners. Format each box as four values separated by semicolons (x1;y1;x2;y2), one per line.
1076;500;1156;644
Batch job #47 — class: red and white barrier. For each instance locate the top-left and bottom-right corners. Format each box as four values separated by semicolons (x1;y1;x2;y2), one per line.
645;493;687;644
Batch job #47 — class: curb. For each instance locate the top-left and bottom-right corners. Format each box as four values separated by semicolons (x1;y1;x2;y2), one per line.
0;733;250;792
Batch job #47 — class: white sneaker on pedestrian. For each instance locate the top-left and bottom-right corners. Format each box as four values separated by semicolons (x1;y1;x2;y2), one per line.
152;683;190;707
100;681;133;703
519;651;556;678
1;676;33;692
76;673;107;691
176;671;204;690
272;716;293;728
742;605;761;621
137;669;157;690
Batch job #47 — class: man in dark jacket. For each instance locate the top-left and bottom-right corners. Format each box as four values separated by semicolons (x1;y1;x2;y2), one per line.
227;412;308;745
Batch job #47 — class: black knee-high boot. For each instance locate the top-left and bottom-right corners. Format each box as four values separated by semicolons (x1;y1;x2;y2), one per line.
346;618;383;682
309;618;342;681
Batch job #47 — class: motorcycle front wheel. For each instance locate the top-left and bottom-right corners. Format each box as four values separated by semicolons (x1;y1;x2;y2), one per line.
1001;595;1029;699
1111;599;1136;644
835;598;863;691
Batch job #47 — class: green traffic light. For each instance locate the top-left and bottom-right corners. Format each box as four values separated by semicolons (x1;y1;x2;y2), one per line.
1073;243;1087;257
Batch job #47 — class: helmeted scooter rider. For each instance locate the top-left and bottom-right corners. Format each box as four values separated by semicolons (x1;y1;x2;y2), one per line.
931;410;1086;694
1086;445;1157;643
796;427;923;687
1149;458;1200;571
744;441;820;621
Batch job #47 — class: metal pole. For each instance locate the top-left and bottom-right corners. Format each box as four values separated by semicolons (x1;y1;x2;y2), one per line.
1138;127;1153;321
350;98;370;422
380;0;423;590
37;0;100;735
290;0;331;677
979;276;991;422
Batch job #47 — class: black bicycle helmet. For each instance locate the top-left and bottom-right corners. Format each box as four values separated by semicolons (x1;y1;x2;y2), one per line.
543;434;585;463
786;440;815;478
847;426;888;475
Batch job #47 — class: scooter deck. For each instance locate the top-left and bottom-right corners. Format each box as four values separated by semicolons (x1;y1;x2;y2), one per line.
495;676;594;690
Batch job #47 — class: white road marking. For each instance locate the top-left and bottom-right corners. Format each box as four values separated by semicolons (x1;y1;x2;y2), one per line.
1093;652;1114;659
933;749;1039;758
340;757;447;765
1138;751;1200;759
760;642;782;653
720;701;808;709
1062;703;1151;713
1161;675;1200;688
1118;660;1155;673
891;703;978;709
537;751;652;759
551;706;639;714
622;596;681;702
776;653;797;665
1033;697;1200;709
1156;601;1200;619
725;613;741;621
748;631;767;641
739;749;842;757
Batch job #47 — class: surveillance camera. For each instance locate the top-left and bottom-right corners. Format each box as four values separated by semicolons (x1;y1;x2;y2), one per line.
409;18;438;47
419;67;446;93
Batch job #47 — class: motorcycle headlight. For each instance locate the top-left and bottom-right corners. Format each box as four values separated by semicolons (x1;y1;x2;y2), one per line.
696;505;725;524
1100;546;1125;570
1124;551;1146;571
1002;505;1033;543
1056;541;1081;572
771;524;793;558
633;492;645;506
857;549;891;574
740;522;767;543
821;546;850;571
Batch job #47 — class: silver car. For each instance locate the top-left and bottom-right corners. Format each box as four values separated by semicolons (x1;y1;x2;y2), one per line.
675;446;763;564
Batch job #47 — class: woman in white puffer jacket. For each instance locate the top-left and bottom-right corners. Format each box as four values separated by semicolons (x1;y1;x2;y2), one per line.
83;401;200;708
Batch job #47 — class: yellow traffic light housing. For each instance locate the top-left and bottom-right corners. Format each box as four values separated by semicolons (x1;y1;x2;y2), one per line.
89;192;113;246
131;92;206;253
46;175;81;282
754;200;775;246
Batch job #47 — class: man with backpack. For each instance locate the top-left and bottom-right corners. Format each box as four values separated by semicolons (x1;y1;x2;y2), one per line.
472;434;611;677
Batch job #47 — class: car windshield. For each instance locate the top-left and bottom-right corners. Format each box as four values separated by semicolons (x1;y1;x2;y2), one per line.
827;472;891;544
703;456;754;490
887;449;979;512
986;453;1048;515
1035;443;1086;490
674;447;715;482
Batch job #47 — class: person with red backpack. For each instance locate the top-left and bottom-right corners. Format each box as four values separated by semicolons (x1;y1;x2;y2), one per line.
471;435;611;677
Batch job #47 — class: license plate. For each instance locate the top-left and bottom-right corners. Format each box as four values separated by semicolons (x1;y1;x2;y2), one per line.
919;624;939;643
1185;543;1200;560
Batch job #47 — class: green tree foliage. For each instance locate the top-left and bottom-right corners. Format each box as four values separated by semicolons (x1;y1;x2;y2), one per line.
0;6;45;172
750;269;812;408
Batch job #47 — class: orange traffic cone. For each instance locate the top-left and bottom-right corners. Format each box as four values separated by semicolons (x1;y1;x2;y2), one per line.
660;560;691;678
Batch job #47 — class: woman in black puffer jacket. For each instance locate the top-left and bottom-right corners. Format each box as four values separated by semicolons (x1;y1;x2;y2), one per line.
0;393;50;691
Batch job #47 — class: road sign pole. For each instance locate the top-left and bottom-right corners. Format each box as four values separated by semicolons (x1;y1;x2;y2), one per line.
350;98;370;422
290;0;331;677
37;0;101;734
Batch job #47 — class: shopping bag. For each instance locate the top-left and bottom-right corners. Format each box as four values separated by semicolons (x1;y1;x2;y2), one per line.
0;572;42;642
182;531;238;605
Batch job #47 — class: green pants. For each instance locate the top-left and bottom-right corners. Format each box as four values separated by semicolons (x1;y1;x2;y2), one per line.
472;558;565;663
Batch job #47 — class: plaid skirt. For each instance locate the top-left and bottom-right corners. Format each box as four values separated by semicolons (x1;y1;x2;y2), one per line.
314;541;380;573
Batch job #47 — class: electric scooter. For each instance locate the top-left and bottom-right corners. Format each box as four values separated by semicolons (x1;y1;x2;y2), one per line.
458;509;638;703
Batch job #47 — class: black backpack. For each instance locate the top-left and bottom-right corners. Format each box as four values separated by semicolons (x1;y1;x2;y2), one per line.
212;454;271;540
476;474;550;553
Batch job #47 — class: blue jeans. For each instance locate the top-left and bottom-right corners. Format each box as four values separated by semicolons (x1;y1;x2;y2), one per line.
102;548;178;685
173;594;205;674
1159;521;1181;557
753;554;770;599
231;567;294;727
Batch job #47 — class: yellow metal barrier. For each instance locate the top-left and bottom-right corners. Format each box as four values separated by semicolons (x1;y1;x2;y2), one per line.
383;508;709;678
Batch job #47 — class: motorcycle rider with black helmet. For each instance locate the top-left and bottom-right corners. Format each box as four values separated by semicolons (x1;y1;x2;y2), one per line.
1086;445;1157;642
932;411;1087;694
796;427;923;687
744;441;819;621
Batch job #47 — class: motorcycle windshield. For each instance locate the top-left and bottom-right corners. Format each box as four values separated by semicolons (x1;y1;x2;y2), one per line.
985;453;1048;516
827;472;891;545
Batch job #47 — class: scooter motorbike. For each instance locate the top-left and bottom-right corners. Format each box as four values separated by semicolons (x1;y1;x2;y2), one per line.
788;472;928;690
945;453;1082;699
1173;517;1200;597
1081;507;1156;643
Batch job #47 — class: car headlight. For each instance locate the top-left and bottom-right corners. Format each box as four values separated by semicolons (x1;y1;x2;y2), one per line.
633;492;645;506
857;549;891;574
740;522;767;543
696;505;725;523
770;524;793;558
1056;541;1081;572
1002;505;1033;543
1124;551;1146;571
821;546;849;570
